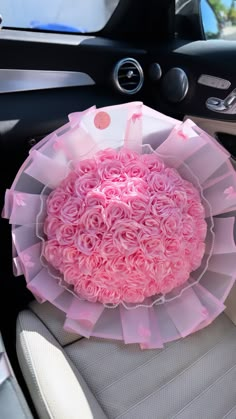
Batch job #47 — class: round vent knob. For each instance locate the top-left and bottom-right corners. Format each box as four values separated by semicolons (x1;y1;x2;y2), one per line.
113;58;144;95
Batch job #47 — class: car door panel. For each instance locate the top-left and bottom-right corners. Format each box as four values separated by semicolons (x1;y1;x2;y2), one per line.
185;115;236;146
147;40;236;122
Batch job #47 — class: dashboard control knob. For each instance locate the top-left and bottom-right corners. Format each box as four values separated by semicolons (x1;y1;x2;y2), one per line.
161;67;189;103
149;63;162;82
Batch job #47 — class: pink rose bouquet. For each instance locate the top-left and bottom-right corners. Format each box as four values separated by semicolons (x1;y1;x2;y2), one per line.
3;102;236;349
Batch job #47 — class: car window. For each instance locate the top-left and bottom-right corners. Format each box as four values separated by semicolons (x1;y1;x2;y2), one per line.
204;0;236;40
176;0;236;40
0;0;120;33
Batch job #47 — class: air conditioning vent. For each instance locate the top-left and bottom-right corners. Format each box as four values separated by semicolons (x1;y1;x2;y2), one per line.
113;58;144;95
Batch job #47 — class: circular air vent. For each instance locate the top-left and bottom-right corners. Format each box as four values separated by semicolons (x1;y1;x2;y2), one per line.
113;58;144;95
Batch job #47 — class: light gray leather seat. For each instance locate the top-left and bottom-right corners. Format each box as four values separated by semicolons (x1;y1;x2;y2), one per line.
16;301;236;419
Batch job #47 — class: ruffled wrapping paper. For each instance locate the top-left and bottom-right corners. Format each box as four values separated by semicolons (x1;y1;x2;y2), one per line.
2;102;236;349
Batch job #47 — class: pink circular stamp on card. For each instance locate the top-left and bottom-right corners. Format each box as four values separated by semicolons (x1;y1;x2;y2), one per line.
94;111;111;130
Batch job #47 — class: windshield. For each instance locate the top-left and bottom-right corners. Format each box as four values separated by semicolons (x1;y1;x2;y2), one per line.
0;0;120;33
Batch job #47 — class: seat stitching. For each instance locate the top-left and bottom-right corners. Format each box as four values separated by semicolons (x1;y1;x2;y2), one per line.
67;344;123;372
96;341;178;395
97;318;231;397
114;328;236;419
172;363;236;418
222;404;236;418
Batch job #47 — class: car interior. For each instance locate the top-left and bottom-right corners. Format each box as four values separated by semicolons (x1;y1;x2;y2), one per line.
1;0;236;418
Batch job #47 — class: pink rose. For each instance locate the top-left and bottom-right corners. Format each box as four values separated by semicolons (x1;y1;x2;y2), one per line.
164;238;182;257
142;216;160;234
73;279;83;296
100;234;120;258
56;224;77;245
96;148;119;163
63;264;80;285
60;197;84;224
99;181;122;201
160;214;182;238
98;160;124;181
144;280;160;298
125;196;148;221
184;238;198;257
128;251;154;277
151;195;176;217
85;190;106;207
141;153;164;172
125;161;149;179
74;174;99;197
197;219;207;241
143;279;159;297
112;220;140;255
122;286;145;303
60;172;77;195
125;178;148;196
59;198;84;224
98;288;121;304
188;201;205;218
108;255;128;274
80;206;106;232
92;269;113;288
85;253;104;275
62;246;79;264
75;158;97;176
147;172;171;193
47;189;69;216
152;257;171;279
172;190;187;209
170;257;186;273
182;215;196;240
159;274;177;294
77;253;90;274
105;201;131;227
78;279;99;302
139;234;164;257
112;266;132;286
43;239;62;269
44;216;62;239
170;259;190;285
76;230;101;255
